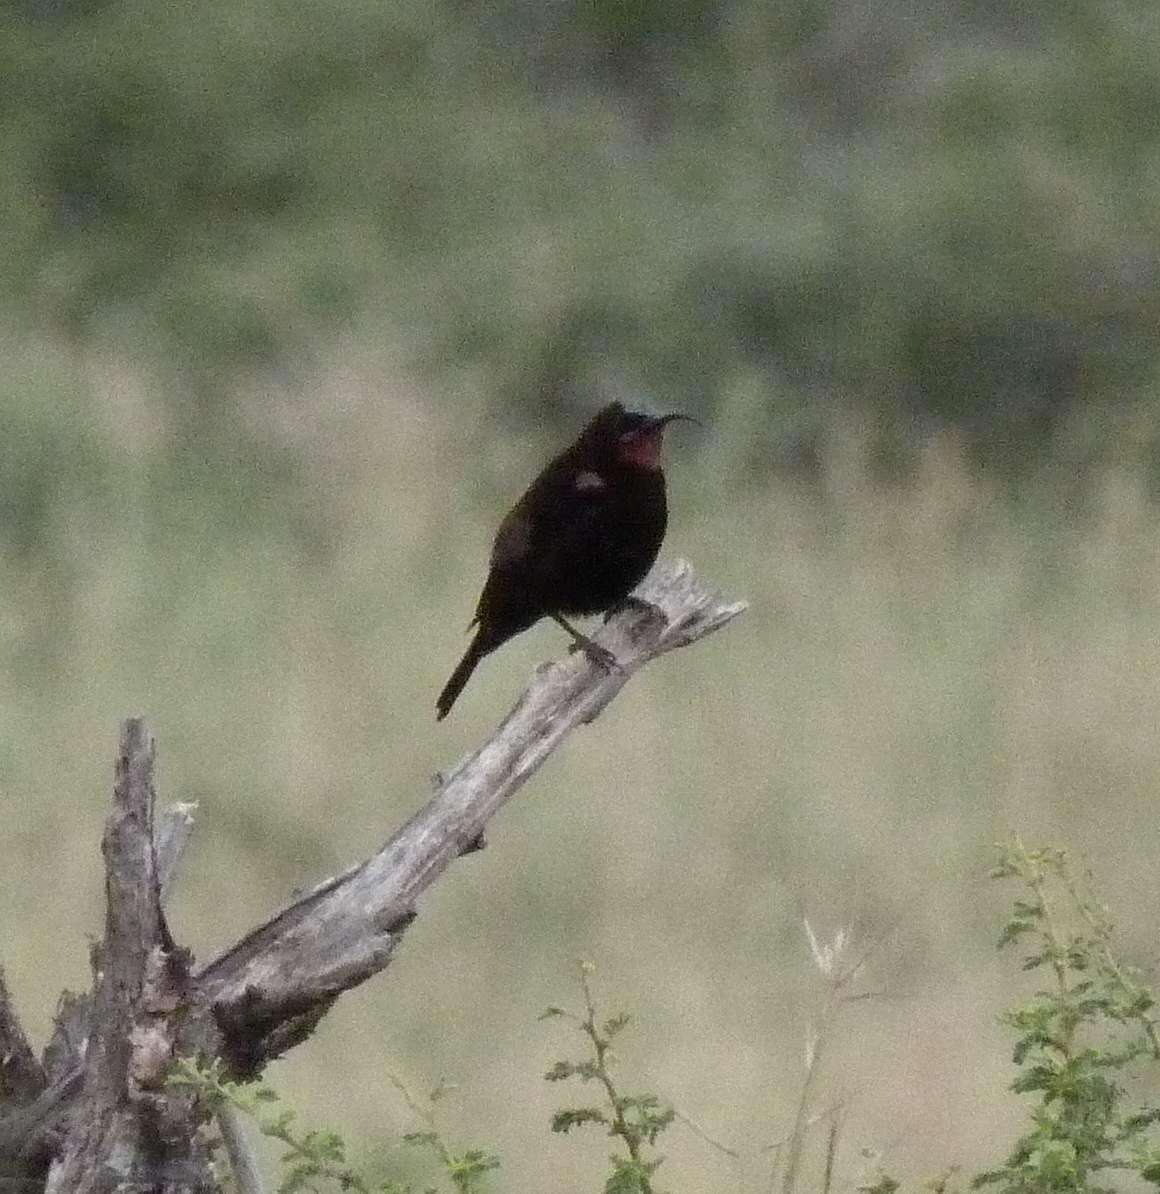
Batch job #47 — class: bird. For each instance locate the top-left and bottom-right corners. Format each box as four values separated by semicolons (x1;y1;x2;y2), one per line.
436;401;695;720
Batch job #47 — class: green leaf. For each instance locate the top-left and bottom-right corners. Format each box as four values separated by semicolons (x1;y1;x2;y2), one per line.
603;1013;632;1039
604;1156;656;1194
858;1177;901;1194
998;920;1036;949
551;1107;608;1134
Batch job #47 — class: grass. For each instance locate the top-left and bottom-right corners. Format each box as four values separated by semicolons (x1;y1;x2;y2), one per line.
2;357;1160;1189
168;844;1160;1191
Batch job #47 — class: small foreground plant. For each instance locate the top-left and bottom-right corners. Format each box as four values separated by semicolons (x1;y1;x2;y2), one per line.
972;839;1160;1192
542;960;677;1194
862;839;1160;1193
168;1055;499;1193
771;917;879;1194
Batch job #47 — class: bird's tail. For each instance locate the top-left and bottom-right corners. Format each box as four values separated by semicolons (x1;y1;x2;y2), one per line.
436;630;492;720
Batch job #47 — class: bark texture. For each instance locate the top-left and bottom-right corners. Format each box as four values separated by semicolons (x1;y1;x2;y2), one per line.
0;560;744;1190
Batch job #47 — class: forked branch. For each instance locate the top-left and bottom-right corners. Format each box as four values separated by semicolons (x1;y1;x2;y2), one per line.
199;559;745;1066
0;559;745;1181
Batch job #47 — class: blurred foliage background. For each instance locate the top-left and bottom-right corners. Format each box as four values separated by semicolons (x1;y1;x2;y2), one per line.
3;0;1160;1188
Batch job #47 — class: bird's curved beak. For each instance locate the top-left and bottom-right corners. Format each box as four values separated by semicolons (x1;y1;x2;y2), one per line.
617;412;699;470
646;412;701;432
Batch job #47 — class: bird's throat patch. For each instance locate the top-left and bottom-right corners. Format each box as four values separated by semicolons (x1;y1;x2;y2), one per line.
617;429;663;470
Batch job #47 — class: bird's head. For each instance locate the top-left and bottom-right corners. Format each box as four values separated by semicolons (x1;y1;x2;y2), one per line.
582;402;699;471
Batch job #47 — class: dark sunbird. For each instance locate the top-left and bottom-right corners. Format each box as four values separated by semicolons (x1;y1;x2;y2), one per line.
436;401;695;720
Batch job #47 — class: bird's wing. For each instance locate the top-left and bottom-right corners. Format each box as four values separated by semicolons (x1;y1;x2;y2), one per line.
489;503;533;570
491;469;608;564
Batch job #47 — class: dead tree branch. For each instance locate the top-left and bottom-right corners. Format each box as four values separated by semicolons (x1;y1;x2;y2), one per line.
197;559;745;1069
0;969;44;1110
0;799;202;1179
0;559;744;1186
46;720;211;1192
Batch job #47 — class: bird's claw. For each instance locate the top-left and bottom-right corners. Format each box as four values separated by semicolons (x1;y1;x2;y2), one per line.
567;637;620;671
602;594;664;624
583;641;619;671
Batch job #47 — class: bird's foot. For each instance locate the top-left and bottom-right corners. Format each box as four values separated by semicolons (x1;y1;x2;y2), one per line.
566;634;620;671
583;639;619;671
552;612;620;671
603;594;664;623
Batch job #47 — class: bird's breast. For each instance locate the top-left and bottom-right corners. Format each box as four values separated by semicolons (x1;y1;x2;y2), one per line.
544;471;667;615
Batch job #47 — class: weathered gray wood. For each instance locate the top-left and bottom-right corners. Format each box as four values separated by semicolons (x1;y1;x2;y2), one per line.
217;1103;265;1194
0;967;44;1107
46;720;213;1193
156;803;198;903
42;992;90;1088
0;966;48;1188
197;559;745;1065
0;802;203;1184
36;802;198;1090
2;560;744;1181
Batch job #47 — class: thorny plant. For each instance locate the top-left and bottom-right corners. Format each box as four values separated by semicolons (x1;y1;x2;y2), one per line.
167;839;1160;1194
167;1056;499;1194
971;840;1160;1193
861;839;1160;1194
541;960;678;1194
